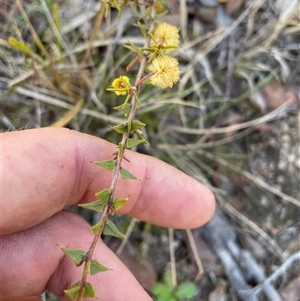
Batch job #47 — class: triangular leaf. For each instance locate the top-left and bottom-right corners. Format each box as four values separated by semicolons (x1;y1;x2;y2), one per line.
130;119;146;132
91;220;103;235
104;220;126;239
79;200;104;213
126;138;145;148
113;197;128;211
90;259;110;275
120;167;138;180
94;160;115;172
136;131;149;144
60;247;85;266
64;285;80;301
111;123;128;134
95;188;111;205
83;282;97;298
113;103;131;116
71;281;80;288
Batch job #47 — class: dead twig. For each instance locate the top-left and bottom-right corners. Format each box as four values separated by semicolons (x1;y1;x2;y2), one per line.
199;209;283;301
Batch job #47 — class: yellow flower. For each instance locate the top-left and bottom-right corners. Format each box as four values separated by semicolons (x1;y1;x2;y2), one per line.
148;55;180;89
111;76;130;96
154;2;164;13
151;23;180;52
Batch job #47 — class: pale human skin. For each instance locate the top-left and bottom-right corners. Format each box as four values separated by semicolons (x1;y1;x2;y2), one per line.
0;128;215;301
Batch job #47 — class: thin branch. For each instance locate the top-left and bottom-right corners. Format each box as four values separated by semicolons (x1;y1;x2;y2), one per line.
116;218;137;255
201;150;300;208
169;228;177;287
75;21;156;301
186;229;203;280
252;252;300;296
165;99;295;135
17;0;52;62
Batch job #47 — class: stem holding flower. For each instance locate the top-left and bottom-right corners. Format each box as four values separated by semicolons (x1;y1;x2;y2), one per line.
60;3;181;300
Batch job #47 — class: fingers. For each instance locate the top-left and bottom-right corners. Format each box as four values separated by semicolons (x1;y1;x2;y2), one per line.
0;211;152;300
1;297;41;301
1;128;215;234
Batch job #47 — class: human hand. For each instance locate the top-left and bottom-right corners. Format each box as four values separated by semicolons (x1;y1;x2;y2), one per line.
0;127;215;301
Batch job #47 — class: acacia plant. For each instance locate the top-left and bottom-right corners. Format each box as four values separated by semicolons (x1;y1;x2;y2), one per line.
59;1;181;300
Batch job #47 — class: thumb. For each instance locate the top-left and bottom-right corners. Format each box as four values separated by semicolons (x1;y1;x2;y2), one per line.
0;211;152;301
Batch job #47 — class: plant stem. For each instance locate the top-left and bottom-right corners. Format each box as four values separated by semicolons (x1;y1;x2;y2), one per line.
136;72;156;87
75;22;155;301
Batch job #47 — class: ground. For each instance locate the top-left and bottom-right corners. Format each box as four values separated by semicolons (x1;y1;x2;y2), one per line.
0;0;299;300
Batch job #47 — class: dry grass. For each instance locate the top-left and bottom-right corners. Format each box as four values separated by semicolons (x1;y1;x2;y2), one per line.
1;0;299;300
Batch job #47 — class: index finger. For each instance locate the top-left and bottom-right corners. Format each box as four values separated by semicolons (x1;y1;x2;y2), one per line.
1;128;215;234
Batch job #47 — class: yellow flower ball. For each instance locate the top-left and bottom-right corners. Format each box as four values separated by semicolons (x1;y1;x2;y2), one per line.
148;55;180;89
111;76;130;96
151;23;180;52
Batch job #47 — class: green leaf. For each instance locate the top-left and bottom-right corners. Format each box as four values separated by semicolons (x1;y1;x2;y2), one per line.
156;10;168;20
152;283;175;301
90;259;110;275
120;167;138;180
60;247;85;266
152;283;170;296
136;131;150;145
104;220;126;239
164;45;178;51
175;282;197;299
113;103;131;116
95;188;111;205
126;138;145;148
124;41;144;56
111;123;128;134
94;160;115;172
113;197;128;211
130;4;138;15
64;285;80;301
158;295;176;301
79;188;110;217
130;119;146;132
140;47;156;52
91;220;103;235
79;200;104;213
83;282;97;298
71;281;80;288
132;90;141;106
134;22;149;38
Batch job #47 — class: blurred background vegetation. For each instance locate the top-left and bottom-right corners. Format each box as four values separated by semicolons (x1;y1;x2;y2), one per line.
1;0;299;300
